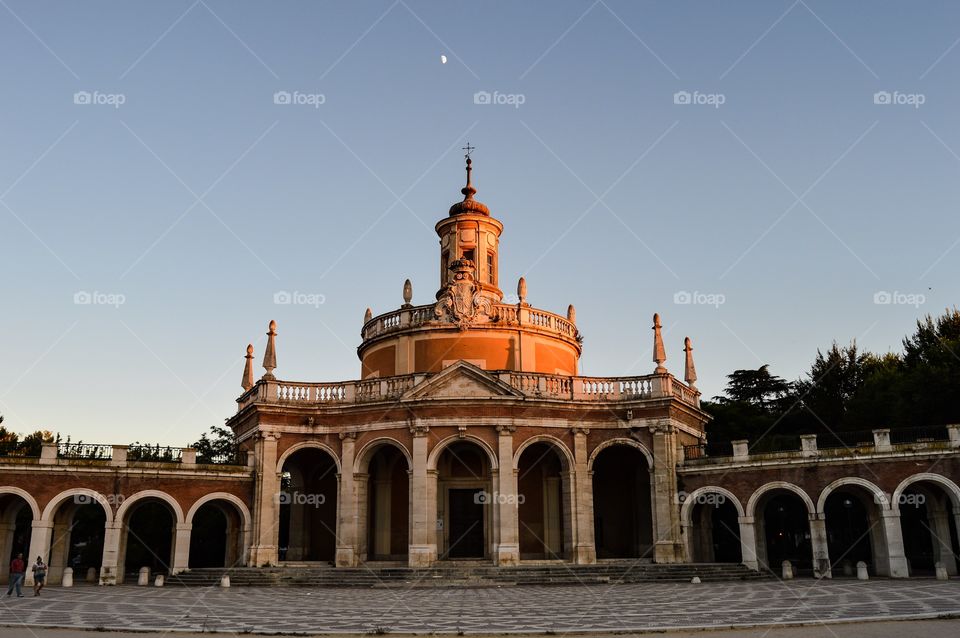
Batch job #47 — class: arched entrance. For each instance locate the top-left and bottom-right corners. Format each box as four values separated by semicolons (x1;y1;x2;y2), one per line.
118;498;177;582
361;444;409;562
188;500;245;568
48;500;107;584
436;441;493;560
0;492;35;584
591;444;653;559
896;478;960;576
754;488;813;573
823;487;885;577
686;491;742;563
517;442;569;560
279;447;339;562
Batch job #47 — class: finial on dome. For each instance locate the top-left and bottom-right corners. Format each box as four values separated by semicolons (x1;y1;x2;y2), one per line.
364;307;373;323
262;320;277;380
402;279;413;307
683;336;697;388
449;144;489;216
652;313;667;374
241;344;255;391
462;144;476;201
567;304;576;324
517;277;527;305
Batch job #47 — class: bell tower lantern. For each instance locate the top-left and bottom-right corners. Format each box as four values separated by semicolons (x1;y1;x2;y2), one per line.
435;147;504;303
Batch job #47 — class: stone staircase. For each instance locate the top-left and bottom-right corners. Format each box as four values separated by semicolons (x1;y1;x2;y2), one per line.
167;562;767;588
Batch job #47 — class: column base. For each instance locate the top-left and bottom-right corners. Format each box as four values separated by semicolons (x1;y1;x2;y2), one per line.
574;544;596;565
99;566;117;586
249;545;278;567
653;540;683;564
495;544;520;567
408;545;436;568
335;547;358;567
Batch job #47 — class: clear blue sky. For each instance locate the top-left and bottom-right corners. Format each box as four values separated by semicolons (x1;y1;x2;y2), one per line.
1;1;958;445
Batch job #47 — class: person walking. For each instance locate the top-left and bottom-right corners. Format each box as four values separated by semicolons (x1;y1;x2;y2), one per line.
31;556;46;596
6;553;25;597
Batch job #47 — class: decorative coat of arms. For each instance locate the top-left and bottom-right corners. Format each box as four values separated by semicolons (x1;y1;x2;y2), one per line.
434;258;493;329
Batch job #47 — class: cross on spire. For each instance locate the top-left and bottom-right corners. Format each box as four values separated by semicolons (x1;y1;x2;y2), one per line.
462;142;475;158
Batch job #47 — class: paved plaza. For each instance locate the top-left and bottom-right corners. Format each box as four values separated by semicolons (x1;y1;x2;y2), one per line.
0;581;958;635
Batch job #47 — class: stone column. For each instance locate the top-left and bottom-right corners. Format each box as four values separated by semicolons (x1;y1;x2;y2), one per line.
0;523;12;582
100;521;121;585
249;431;281;567
47;521;71;584
24;520;53;587
880;509;909;577
930;507;958;575
408;424;436;567
171;523;192;574
809;514;831;578
336;432;359;567
495;425;520;565
571;427;595;564
650;421;683;563
738;516;759;570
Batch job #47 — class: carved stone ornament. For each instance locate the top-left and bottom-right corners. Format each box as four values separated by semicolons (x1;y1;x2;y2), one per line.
434;258;494;329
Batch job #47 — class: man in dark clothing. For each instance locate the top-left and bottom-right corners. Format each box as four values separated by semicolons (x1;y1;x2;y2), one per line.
6;553;25;597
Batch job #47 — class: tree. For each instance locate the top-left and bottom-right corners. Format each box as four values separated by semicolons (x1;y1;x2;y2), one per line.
793;342;871;431
192;424;237;464
715;365;792;411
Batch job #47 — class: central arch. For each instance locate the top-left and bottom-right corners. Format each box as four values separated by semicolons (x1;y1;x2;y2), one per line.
681;487;744;564
355;439;411;562
516;439;572;560
747;482;815;573
433;438;495;560
589;440;654;559
278;445;340;562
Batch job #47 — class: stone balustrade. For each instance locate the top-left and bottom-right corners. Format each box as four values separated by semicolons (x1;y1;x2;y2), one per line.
237;370;695;410
360;302;579;342
682;424;960;464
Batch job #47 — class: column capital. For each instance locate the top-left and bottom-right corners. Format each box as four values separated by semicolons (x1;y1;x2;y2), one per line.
570;426;590;436
409;424;430;437
339;431;357;441
496;424;516;435
259;430;281;442
649;419;676;435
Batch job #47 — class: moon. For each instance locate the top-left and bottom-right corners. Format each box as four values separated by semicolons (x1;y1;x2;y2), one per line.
440;55;447;64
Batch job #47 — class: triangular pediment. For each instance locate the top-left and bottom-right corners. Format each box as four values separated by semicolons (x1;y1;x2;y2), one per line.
402;361;524;400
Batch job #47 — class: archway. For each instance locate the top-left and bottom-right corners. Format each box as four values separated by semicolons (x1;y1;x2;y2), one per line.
118;498;177;582
0;492;35;584
517;442;569;560
895;477;960;576
436;440;493;560
685;490;742;563
279;447;339;562
48;500;107;584
753;488;813;573
362;444;409;562
188;501;244;568
822;485;887;577
591;444;653;559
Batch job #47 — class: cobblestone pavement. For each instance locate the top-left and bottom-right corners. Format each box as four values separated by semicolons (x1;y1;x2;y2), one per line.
0;581;958;635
